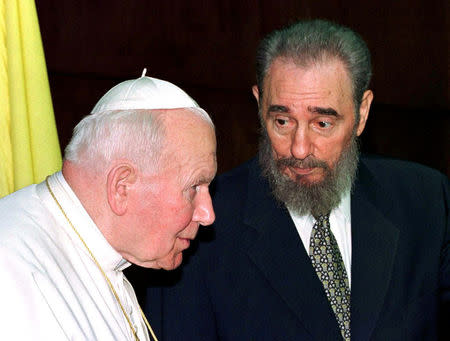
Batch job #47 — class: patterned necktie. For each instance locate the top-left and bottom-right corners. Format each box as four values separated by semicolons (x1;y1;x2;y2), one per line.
309;214;351;340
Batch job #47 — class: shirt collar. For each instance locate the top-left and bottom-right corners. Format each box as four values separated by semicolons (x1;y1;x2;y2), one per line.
41;171;131;272
331;190;351;224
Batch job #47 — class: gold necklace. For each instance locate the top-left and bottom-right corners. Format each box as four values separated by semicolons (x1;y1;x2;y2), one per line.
45;177;159;341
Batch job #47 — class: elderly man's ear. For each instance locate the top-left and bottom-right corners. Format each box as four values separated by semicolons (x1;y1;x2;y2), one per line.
106;163;137;216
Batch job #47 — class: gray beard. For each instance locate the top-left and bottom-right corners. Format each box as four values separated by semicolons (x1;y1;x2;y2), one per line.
258;131;360;217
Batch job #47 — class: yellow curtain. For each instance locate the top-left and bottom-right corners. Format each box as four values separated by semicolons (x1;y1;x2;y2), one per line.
0;0;62;198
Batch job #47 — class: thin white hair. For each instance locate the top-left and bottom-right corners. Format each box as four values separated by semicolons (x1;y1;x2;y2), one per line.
64;107;214;172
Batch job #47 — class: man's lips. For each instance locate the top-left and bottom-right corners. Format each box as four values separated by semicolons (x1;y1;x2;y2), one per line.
290;166;315;175
178;237;193;248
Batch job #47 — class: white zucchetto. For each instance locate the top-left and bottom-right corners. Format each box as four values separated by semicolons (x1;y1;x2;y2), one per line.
91;69;199;113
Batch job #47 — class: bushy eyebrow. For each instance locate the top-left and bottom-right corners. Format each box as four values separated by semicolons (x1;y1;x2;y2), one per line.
308;106;339;117
195;170;217;185
195;177;212;185
267;105;289;114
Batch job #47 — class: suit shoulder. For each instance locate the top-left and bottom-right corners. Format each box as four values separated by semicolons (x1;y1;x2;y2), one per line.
359;155;449;206
217;158;255;183
212;158;255;200
361;155;447;183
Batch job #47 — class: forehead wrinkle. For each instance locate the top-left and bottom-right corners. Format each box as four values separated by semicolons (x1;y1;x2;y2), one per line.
267;81;346;119
268;79;333;104
274;86;333;100
266;58;348;100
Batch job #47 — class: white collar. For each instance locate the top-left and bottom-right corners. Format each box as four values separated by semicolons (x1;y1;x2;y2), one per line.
331;190;351;224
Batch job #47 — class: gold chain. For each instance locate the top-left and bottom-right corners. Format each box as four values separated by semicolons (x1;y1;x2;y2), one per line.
45;177;159;341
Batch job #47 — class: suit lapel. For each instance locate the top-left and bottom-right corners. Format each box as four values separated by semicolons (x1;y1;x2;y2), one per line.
242;162;342;339
350;161;399;340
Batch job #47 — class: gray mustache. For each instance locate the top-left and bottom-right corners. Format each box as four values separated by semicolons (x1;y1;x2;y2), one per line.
276;156;328;170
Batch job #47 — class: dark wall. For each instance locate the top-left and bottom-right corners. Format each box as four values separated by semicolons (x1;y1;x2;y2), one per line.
35;1;449;176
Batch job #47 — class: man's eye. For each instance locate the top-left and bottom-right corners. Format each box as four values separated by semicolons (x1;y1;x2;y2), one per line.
276;118;288;126
185;185;199;201
318;121;331;128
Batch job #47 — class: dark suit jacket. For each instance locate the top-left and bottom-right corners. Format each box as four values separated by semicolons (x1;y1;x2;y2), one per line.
142;156;449;340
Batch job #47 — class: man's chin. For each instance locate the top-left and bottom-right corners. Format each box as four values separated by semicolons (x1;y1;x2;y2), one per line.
159;253;183;271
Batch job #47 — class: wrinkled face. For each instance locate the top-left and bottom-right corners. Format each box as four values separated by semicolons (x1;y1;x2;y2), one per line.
125;110;217;270
255;58;370;186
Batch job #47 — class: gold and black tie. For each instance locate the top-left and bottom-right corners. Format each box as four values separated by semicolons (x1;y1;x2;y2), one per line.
309;214;351;340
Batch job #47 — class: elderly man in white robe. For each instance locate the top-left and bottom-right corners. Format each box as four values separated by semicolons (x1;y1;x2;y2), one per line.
0;71;217;341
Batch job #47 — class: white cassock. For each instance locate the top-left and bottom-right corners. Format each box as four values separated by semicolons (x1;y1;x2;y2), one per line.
0;172;150;341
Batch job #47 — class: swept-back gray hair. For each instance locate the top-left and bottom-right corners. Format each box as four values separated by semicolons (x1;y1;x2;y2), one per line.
255;19;372;120
64;107;213;172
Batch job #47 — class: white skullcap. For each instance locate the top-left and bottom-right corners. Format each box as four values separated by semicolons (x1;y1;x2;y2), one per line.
91;69;199;113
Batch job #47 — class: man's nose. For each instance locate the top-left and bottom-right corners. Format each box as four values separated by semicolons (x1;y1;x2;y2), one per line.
193;189;215;226
291;126;313;160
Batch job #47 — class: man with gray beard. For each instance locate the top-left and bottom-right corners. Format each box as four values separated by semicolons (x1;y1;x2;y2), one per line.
142;19;449;340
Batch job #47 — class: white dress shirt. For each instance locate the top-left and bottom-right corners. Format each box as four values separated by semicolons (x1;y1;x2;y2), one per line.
288;191;352;287
0;172;150;340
